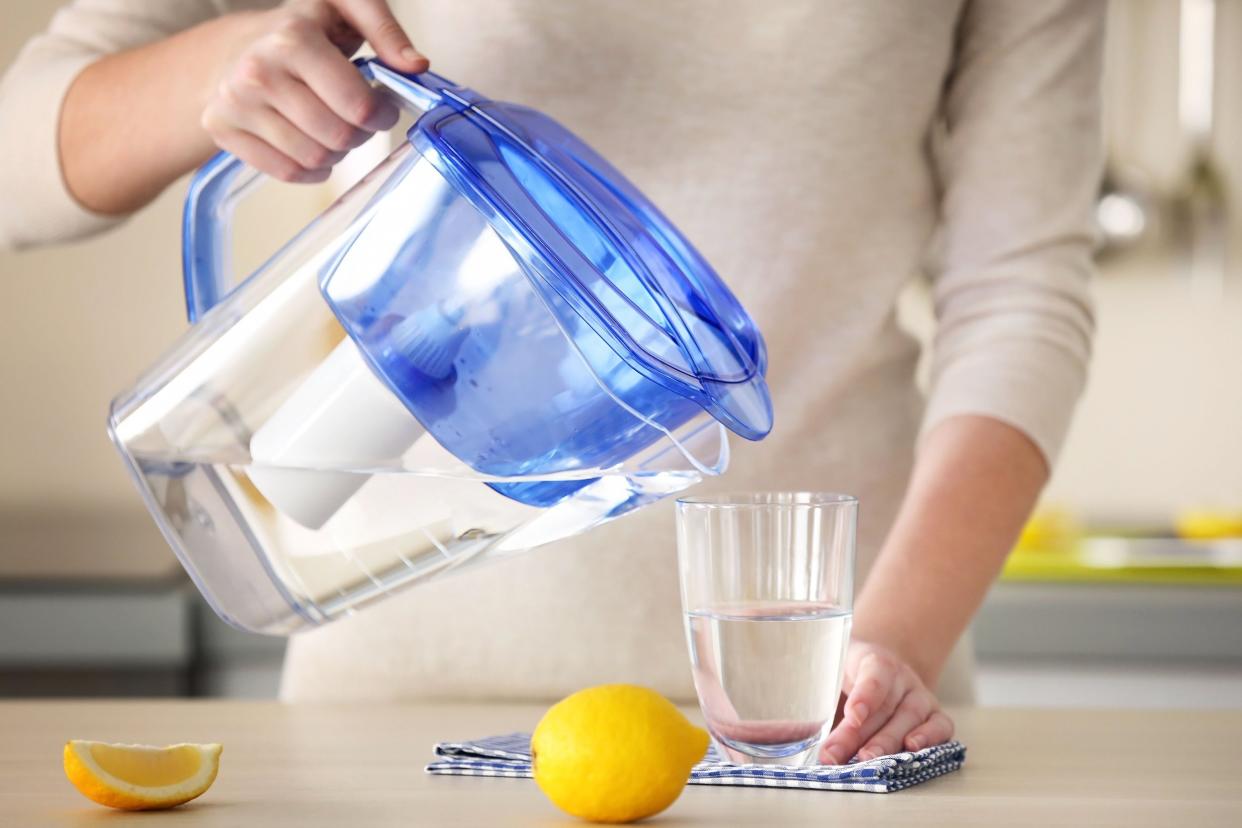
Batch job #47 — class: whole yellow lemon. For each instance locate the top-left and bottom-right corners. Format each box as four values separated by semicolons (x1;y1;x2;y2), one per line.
531;684;710;824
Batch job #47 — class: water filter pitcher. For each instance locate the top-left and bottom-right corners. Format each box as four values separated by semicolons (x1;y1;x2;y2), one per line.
109;60;772;635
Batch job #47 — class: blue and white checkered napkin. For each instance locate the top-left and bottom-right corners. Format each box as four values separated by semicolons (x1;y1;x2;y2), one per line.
425;733;966;793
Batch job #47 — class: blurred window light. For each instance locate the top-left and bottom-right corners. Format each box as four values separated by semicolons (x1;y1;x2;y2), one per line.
1096;193;1147;242
1178;0;1215;139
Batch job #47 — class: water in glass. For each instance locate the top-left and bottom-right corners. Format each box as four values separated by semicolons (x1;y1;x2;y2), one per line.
685;600;851;764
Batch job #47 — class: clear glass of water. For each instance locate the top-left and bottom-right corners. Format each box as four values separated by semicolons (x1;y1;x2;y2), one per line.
677;492;856;766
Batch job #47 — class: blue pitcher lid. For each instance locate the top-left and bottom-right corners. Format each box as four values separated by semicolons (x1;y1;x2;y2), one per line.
406;83;773;441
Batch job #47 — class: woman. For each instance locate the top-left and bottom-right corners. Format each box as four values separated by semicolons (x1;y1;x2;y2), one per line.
0;0;1102;763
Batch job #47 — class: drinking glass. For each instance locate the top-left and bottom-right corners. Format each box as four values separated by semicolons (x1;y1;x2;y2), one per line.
677;492;856;766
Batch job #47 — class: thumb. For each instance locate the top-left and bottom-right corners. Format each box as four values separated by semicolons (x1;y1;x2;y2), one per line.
333;0;429;72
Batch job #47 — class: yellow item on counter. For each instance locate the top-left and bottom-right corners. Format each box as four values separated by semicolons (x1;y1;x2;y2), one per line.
1175;509;1242;540
63;740;221;810
532;684;709;824
1015;507;1082;555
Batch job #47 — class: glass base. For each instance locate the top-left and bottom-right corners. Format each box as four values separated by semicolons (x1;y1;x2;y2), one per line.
712;732;824;767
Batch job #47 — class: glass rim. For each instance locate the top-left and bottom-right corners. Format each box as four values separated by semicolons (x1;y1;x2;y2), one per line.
676;491;858;509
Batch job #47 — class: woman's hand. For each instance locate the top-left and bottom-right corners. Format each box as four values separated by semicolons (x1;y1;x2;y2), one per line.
819;640;953;764
202;0;429;183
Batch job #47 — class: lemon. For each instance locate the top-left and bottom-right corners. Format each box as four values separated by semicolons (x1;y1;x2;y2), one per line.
532;684;709;824
63;740;221;810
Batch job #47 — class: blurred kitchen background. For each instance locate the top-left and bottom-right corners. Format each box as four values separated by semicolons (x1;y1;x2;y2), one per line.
2;0;1240;705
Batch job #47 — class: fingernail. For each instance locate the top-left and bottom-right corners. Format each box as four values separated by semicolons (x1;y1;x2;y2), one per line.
908;737;924;751
365;103;400;132
851;703;869;725
401;47;427;68
821;749;842;766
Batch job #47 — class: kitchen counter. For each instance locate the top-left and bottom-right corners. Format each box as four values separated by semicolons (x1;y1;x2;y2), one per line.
1;702;1239;826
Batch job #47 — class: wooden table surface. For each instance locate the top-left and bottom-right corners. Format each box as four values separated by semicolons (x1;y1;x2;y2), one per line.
1;701;1239;826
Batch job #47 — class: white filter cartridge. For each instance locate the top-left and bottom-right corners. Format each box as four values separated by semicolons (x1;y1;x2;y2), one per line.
248;337;425;529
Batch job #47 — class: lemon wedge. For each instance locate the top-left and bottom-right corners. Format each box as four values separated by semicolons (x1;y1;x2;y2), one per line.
63;740;221;810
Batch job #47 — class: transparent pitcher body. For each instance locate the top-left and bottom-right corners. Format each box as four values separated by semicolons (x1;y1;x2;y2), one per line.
109;137;729;635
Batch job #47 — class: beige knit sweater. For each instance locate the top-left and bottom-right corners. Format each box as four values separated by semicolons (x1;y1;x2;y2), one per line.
0;1;1103;704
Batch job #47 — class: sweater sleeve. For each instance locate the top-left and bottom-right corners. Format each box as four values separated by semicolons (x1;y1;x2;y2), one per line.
920;0;1105;467
0;0;240;249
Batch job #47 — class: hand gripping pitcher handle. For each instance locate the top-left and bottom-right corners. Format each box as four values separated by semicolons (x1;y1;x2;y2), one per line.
180;60;465;530
181;58;463;321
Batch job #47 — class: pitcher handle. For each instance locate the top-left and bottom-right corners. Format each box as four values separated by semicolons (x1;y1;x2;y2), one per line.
181;59;466;322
